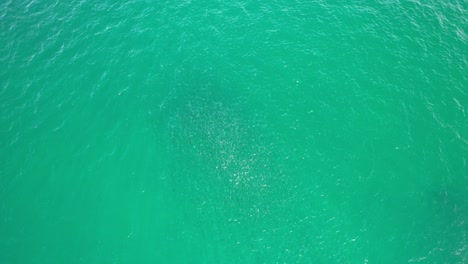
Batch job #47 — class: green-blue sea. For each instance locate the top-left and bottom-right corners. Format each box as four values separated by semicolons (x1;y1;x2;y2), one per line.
1;0;467;263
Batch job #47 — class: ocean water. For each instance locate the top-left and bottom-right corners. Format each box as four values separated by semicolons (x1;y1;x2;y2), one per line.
0;0;467;263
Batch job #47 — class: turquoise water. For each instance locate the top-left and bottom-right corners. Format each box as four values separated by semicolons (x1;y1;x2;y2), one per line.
1;0;467;263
